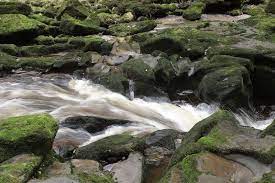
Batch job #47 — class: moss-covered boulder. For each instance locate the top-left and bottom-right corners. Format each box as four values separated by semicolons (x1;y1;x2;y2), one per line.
0;154;42;183
182;2;205;20
198;65;252;109
0;2;32;15
133;27;231;59
170;110;275;167
161;152;254;183
121;59;155;83
75;134;145;164
108;20;157;37
260;120;275;137
256;170;275;183
19;43;75;57
0;114;58;162
88;70;129;94
60;14;105;36
56;0;91;20
168;55;253;108
0;44;19;56
0;14;45;43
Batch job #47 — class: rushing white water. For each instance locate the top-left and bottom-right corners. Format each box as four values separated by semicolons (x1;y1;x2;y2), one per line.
0;73;218;145
0;73;273;147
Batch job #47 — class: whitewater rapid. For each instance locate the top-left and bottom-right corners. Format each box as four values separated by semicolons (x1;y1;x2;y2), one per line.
0;73;273;146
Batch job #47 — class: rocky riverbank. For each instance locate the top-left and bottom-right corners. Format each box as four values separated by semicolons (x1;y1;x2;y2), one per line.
0;0;274;182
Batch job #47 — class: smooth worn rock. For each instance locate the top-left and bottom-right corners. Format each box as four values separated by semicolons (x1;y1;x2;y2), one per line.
106;153;144;183
44;161;71;177
0;114;58;162
71;159;102;175
161;152;254;183
0;154;43;183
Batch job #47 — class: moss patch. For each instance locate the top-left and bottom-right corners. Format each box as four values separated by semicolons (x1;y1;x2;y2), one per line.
0;154;43;183
0;14;44;43
182;2;205;21
0;114;58;162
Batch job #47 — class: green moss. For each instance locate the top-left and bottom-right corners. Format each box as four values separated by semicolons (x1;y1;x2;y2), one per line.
181;154;201;183
260;120;275;137
34;35;55;45
134;27;232;59
19;43;75;57
0;114;58;162
75;133;145;162
97;12;121;26
182;2;205;20
29;14;56;25
0;44;18;56
197;127;227;150
108;20;157;36
77;173;114;183
121;59;155;82
0;14;44;43
256;170;275;183
0;114;57;142
0;154;43;183
170;110;235;166
0;2;32;15
60;14;105;36
243;14;275;42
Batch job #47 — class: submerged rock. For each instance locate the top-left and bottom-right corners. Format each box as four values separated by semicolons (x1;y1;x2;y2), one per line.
61;116;130;133
0;114;58;162
75;134;145;164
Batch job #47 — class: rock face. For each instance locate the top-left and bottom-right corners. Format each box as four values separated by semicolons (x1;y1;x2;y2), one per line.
106;153;144;183
0;114;58;162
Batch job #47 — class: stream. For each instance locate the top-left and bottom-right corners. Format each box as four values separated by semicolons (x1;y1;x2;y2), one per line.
0;72;273;148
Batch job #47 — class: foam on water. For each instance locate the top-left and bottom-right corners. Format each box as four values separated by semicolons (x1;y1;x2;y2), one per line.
0;73;273;146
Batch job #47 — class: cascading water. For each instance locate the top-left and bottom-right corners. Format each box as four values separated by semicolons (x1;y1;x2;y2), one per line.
0;72;273;147
0;72;218;145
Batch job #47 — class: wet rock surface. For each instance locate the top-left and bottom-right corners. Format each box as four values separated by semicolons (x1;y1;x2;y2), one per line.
0;0;274;182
